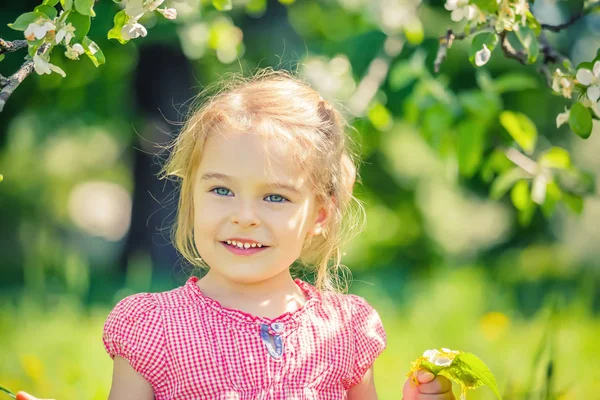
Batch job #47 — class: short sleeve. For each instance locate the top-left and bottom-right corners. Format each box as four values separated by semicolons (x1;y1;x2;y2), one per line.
102;293;167;388
348;294;387;387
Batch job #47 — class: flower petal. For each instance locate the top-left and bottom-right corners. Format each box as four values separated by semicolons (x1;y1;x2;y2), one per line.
556;108;570;128
577;68;593;86
593;61;600;78
587;86;600;103
475;44;491;66
49;63;66;78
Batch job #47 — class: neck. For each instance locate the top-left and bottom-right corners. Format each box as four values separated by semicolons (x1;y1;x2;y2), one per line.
196;270;307;319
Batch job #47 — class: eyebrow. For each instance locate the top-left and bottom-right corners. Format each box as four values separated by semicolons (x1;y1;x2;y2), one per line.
199;172;302;195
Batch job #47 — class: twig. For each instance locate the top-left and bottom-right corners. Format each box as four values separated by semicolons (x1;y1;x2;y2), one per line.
434;24;493;73
0;43;49;113
434;30;456;73
498;31;528;65
0;39;28;55
540;2;600;33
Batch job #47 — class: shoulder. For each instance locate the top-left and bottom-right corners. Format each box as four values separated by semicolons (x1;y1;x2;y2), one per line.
107;277;198;318
318;289;382;322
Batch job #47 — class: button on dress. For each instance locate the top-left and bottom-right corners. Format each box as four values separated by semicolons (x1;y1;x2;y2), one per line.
102;276;386;400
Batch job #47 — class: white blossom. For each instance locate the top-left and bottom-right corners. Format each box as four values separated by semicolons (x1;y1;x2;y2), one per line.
157;7;177;20
577;61;600;109
422;348;460;367
445;0;479;22
55;22;76;45
475;44;491;66
64;43;85;60
556;107;570;128
121;20;148;40
124;0;165;18
24;20;56;41
512;0;529;25
33;54;66;77
551;68;573;99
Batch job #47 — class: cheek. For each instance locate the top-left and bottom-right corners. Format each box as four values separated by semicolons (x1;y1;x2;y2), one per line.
193;197;222;233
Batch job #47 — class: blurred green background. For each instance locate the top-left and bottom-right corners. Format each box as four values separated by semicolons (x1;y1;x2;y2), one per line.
1;0;600;399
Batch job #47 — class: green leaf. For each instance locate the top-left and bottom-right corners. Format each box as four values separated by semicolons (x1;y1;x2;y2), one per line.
526;10;541;35
471;0;498;13
538;147;571;169
541;181;561;218
27;38;44;57
493;72;538;93
75;0;95;17
8;12;45;31
368;102;393;131
279;0;296;4
562;193;584;214
0;383;16;398
403;20;424;45
457;119;486;178
245;0;267;15
555;168;596;196
213;0;233;11
422;102;454;150
66;10;91;42
61;0;73;11
107;10;129;44
575;60;594;71
568;102;593;139
389;60;421;91
514;25;539;64
491;167;527;200
35;4;58;19
0;54;5;62
499;111;537;154
469;32;498;67
459;91;502;123
518;201;536;226
82;36;105;67
43;0;60;5
438;353;502;400
511;180;531;211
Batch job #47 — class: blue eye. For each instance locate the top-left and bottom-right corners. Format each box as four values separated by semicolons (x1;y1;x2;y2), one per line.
265;194;288;203
211;187;233;196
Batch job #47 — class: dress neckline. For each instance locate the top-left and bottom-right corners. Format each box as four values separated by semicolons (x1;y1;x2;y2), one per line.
184;276;321;331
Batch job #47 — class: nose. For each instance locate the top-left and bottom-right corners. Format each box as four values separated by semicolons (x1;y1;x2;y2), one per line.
231;200;261;228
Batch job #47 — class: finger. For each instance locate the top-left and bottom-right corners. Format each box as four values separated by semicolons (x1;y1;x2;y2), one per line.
418;376;453;394
417;369;435;384
415;392;455;400
402;376;419;399
16;392;37;400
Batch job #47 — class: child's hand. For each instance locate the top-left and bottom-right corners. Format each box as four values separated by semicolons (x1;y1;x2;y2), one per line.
15;391;56;400
402;369;455;400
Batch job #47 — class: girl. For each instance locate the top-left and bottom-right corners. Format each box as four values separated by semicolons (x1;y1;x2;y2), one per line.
20;70;454;400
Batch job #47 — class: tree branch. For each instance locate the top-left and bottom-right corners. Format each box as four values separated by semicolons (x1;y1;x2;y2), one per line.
540;2;600;33
434;24;493;73
498;31;528;65
0;39;28;55
0;43;49;113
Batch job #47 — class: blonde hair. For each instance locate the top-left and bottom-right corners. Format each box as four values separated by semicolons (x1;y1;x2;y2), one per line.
159;69;366;293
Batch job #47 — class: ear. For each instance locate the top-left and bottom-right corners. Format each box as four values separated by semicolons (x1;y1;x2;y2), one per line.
309;201;329;236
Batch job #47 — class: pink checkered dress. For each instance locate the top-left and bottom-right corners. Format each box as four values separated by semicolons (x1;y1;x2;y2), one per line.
102;276;386;400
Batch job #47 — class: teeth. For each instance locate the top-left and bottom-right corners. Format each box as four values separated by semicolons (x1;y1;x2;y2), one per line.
226;240;265;248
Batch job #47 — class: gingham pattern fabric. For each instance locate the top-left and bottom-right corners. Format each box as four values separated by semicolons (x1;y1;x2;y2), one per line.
102;276;386;400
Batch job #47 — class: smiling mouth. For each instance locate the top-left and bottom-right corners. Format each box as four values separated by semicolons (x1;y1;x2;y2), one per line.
221;241;270;255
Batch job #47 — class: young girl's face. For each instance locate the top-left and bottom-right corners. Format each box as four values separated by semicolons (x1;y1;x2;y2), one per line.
192;131;327;286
